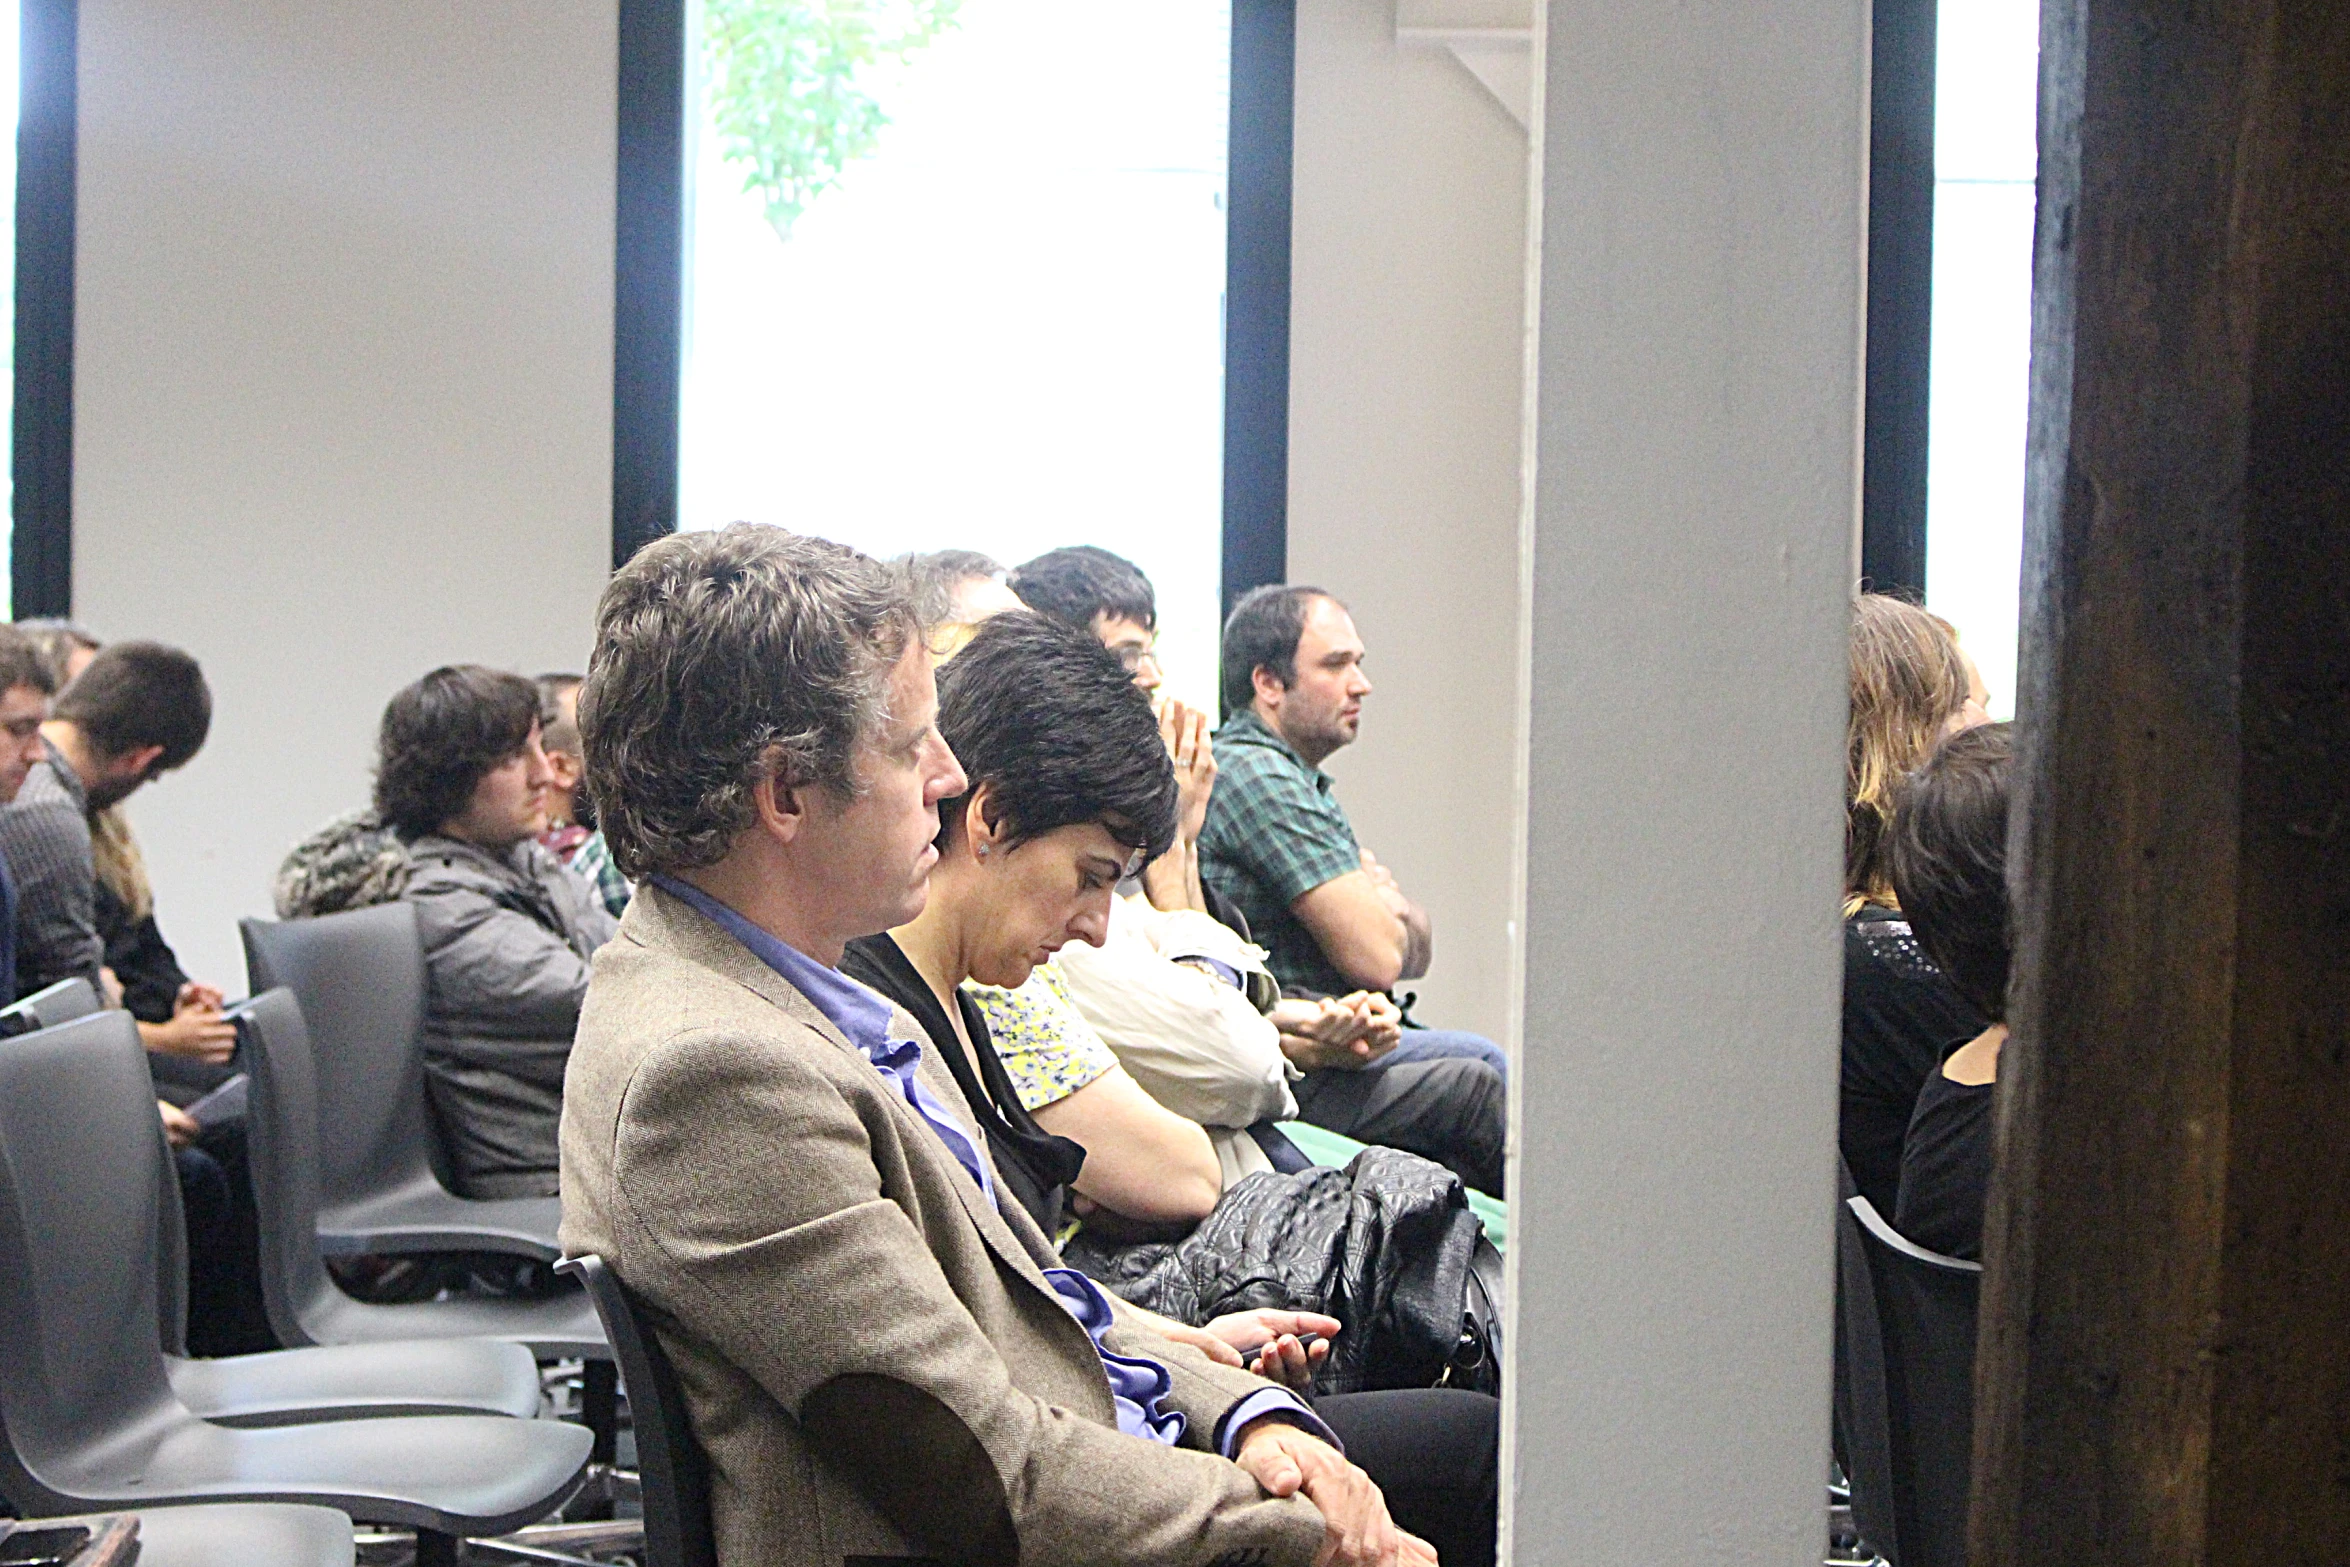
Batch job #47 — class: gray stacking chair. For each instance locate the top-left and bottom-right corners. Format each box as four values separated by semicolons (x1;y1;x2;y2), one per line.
122;1026;545;1427
559;1257;717;1567
1836;1191;1982;1567
240;906;559;1260
239;986;608;1353
11;1506;356;1567
0;974;99;1034
0;1011;591;1567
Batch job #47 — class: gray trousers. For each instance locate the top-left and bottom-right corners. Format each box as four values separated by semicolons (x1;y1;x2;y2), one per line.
1290;1053;1506;1197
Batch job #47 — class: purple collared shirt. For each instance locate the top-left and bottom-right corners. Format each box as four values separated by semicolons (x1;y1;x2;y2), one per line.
651;878;1330;1456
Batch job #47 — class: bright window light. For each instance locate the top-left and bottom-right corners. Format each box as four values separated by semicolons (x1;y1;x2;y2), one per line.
1924;0;2040;718
679;0;1234;709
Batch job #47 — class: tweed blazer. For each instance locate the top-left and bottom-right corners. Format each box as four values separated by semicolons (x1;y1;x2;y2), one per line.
559;885;1327;1567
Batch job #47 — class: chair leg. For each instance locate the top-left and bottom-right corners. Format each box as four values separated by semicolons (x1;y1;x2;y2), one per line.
414;1529;461;1567
582;1358;619;1467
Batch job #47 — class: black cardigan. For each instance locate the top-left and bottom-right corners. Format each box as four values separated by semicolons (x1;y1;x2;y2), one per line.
839;934;1086;1235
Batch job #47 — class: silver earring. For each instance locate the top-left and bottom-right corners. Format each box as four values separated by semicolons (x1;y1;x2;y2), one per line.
977;844;989;858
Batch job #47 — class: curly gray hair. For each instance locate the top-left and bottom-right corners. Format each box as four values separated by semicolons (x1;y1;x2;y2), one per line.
579;525;918;879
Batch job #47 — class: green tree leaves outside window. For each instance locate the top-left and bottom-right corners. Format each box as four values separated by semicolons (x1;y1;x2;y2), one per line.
703;0;963;240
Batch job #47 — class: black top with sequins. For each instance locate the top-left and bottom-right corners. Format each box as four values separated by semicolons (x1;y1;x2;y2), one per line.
1840;904;1985;1218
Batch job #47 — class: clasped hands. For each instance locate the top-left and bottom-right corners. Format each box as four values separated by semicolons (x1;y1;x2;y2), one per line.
139;979;238;1064
1165;1310;1437;1566
1234;1415;1438;1567
1271;991;1402;1072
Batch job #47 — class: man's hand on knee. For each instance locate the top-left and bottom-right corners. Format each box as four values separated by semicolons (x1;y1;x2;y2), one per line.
1233;1417;1437;1566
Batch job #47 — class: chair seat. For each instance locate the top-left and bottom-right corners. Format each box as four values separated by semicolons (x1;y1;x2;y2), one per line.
20;1505;355;1567
300;1281;609;1362
168;1339;543;1427
316;1180;561;1261
32;1412;590;1537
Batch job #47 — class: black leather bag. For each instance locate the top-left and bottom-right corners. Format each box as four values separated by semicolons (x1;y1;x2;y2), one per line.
1065;1146;1497;1395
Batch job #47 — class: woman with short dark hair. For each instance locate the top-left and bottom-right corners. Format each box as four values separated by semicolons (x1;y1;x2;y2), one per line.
1890;722;2015;1260
840;612;1502;1566
841;611;1212;1235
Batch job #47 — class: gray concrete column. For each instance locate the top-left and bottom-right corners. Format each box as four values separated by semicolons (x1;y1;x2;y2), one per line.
1504;0;1866;1558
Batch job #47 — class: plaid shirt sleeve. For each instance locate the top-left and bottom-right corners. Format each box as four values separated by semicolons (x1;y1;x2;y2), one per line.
1209;750;1362;906
569;830;632;919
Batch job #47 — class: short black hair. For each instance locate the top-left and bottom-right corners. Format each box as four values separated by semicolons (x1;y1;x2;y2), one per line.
0;625;59;700
1889;722;2015;1020
935;611;1176;862
374;665;540;839
54;641;211;771
1007;546;1156;635
1218;584;1334;718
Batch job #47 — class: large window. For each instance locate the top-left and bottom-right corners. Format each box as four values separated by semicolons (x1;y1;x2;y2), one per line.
678;0;1234;707
1923;0;2040;718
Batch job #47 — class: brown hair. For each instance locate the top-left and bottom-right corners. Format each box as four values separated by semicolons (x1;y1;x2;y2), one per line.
373;665;540;838
55;641;211;772
579;525;918;879
1846;593;1968;905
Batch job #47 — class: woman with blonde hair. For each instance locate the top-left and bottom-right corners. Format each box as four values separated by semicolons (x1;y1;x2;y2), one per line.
1839;593;1990;1218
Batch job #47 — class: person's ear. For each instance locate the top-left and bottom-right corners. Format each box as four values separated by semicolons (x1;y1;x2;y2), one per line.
546;749;582;790
751;754;811;846
118;743;167;783
1251;664;1286;710
966;780;1007;863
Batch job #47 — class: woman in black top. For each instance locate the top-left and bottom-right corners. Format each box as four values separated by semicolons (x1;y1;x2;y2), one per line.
1887;723;2014;1260
1838;595;1990;1217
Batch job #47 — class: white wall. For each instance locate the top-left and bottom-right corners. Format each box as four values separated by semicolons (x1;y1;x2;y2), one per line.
1287;0;1529;1048
1505;0;1862;1557
72;0;618;991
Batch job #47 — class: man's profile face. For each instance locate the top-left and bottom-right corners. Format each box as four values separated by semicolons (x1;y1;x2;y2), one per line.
1093;614;1163;694
446;725;555;848
0;684;49;804
1266;597;1371;758
811;644;968;939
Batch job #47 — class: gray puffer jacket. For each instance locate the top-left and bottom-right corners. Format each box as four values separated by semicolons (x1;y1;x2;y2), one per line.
401;834;618;1199
274;814;617;1198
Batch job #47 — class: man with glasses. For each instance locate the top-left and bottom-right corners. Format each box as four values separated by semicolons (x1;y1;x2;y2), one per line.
1009;545;1168;692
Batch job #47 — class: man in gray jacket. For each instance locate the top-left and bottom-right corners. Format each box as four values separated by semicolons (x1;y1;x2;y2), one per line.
374;665;618;1198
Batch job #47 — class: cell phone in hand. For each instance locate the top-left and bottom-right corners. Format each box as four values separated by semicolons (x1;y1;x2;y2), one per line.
0;1524;91;1567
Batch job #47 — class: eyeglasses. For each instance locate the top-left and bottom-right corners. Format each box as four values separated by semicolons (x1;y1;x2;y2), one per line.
1113;644;1162;675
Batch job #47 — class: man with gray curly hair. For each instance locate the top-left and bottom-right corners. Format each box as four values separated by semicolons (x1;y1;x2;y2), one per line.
559;525;1429;1567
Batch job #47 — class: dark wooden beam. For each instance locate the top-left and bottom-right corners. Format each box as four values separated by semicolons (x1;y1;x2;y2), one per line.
1972;0;2350;1560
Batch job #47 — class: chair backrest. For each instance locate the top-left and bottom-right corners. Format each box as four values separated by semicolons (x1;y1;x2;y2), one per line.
241;905;440;1209
235;987;341;1347
557;1257;715;1567
0;1011;185;1508
1841;1193;1982;1567
0;976;101;1036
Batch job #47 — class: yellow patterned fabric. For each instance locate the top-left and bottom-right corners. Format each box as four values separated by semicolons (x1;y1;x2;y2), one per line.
964;963;1118;1112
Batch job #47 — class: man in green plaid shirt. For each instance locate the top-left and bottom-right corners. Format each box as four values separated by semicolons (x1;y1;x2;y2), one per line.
1200;585;1507;1195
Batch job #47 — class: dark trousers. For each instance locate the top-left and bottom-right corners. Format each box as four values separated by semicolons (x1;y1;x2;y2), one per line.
1316;1389;1500;1567
1291;1055;1507;1197
176;1124;277;1358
